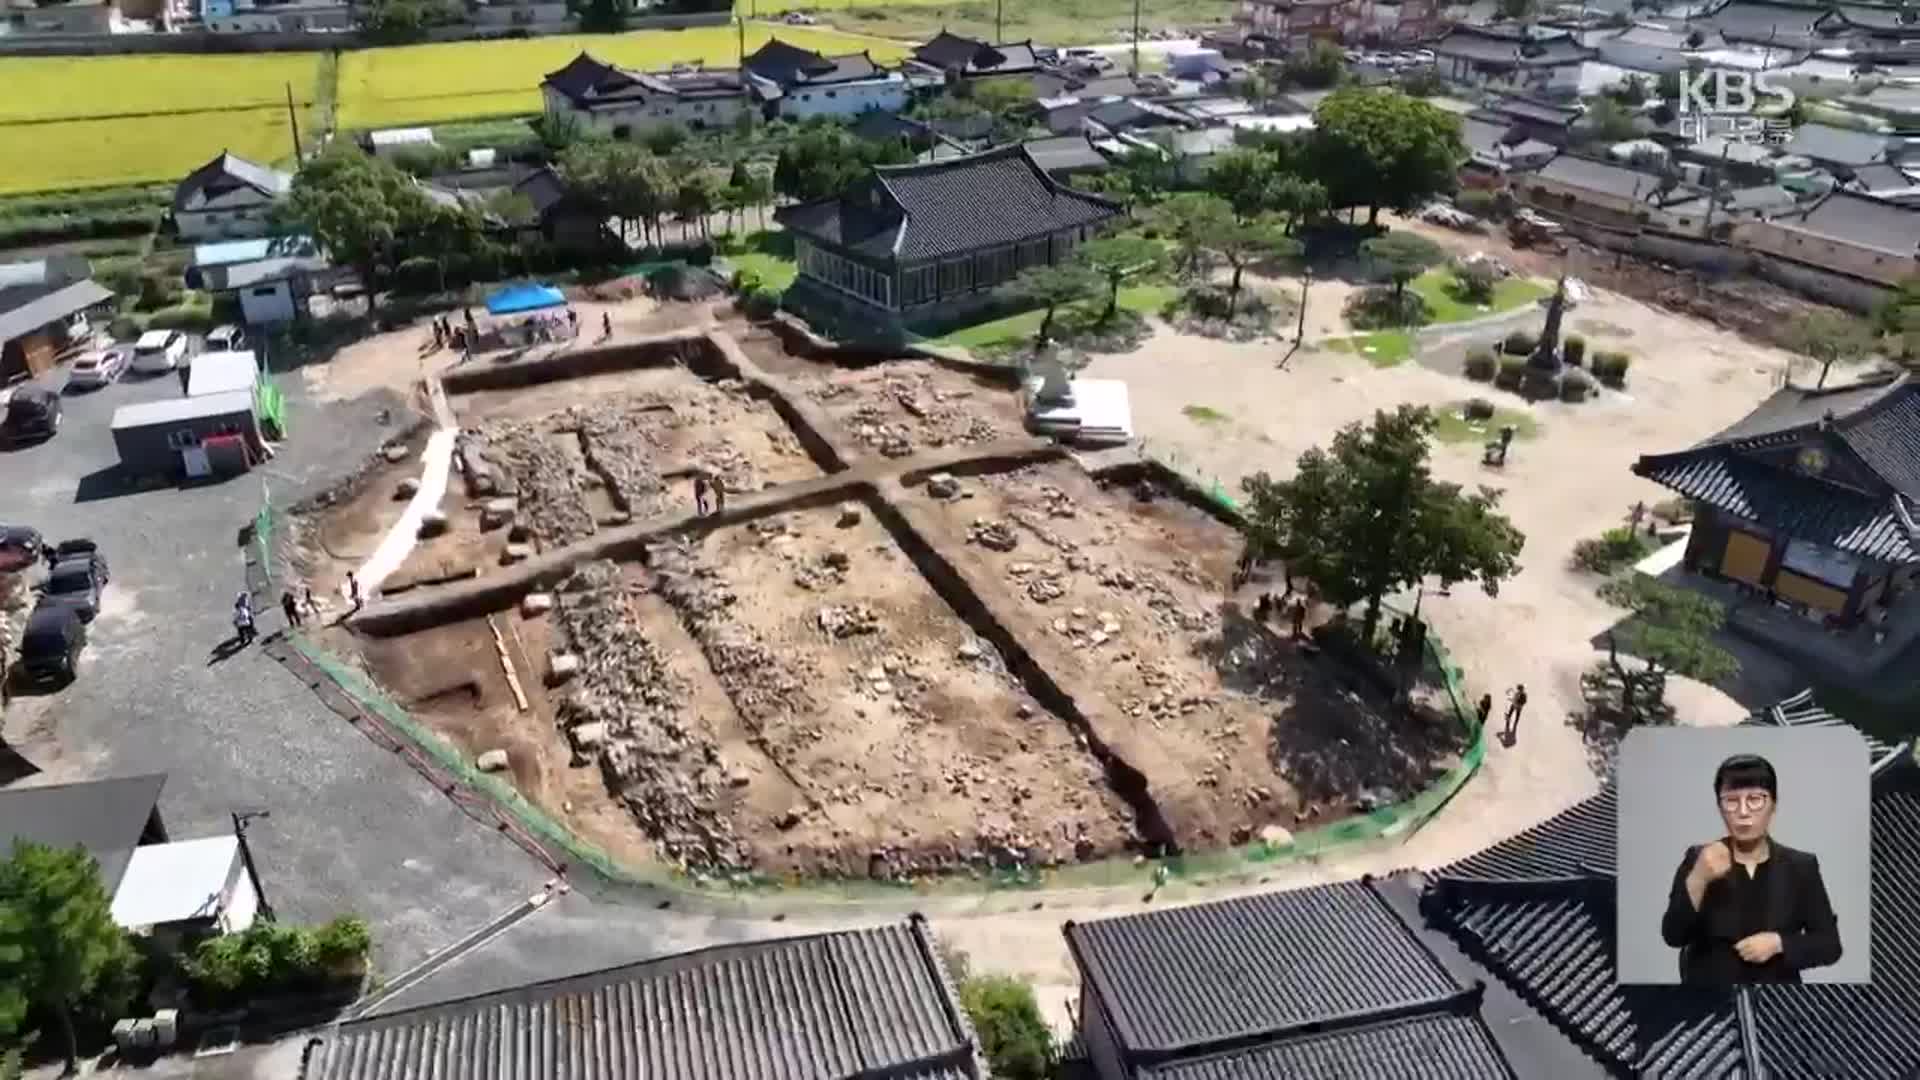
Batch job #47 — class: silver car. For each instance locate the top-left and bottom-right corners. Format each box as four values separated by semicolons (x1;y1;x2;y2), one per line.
65;346;129;391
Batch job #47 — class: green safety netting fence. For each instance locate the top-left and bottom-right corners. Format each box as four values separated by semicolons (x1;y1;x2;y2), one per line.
255;378;287;440
249;444;1487;901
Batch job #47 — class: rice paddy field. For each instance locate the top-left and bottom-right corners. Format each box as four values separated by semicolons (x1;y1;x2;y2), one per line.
0;24;908;194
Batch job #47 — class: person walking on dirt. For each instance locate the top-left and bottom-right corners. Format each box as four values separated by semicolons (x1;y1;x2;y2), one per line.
711;476;726;516
178;362;191;396
602;311;613;339
280;590;302;629
345;571;363;616
233;593;256;646
693;473;711;516
1502;684;1529;745
1289;595;1308;639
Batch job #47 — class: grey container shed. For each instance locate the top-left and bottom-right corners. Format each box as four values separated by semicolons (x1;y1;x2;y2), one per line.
110;390;261;479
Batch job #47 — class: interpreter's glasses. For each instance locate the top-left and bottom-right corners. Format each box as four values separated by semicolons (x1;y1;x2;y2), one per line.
1719;793;1772;813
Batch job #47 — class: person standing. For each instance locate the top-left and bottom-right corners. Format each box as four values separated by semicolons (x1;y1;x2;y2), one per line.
178;361;192;396
1661;754;1841;985
567;308;579;338
711;476;726;516
233;592;256;646
602;311;613;339
280;590;302;629
693;473;711;516
1476;693;1494;732
345;571;363;615
1502;684;1528;744
1289;595;1308;639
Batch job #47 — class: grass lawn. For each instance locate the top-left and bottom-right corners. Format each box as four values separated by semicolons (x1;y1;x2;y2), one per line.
0;108;312;196
793;0;1232;47
335;25;908;129
0;53;325;123
1432;401;1541;444
1321;330;1413;367
931;283;1178;354
719;230;798;293
1410;268;1552;325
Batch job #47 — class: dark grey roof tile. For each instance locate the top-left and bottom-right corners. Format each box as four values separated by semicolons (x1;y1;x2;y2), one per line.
1137;1013;1515;1080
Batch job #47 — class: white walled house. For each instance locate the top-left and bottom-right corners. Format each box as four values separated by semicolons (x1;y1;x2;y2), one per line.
541;53;752;138
743;39;908;121
172;152;291;242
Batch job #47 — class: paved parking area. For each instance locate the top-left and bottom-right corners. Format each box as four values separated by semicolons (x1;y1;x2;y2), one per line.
0;364;554;972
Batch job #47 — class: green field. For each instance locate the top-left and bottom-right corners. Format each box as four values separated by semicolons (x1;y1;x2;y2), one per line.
0;53;324;123
0;108;312;197
0;23;906;195
789;0;1230;48
334;26;908;130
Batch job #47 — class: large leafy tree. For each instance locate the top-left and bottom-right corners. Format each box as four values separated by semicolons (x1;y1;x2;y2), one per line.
1241;405;1525;639
1267;173;1328;235
1308;87;1464;224
1150;192;1235;279
1205;147;1282;220
1790;310;1879;388
1075;234;1165;320
1597;576;1739;721
1204;214;1299;315
1360;231;1447;299
959;975;1053;1080
0;843;140;1073
561;139;674;246
772;126;913;203
997;263;1099;347
284;147;437;312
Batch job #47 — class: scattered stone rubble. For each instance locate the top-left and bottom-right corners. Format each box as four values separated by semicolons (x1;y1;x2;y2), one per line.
968;519;1018;552
551;560;753;872
485;424;596;548
821;371;1011;457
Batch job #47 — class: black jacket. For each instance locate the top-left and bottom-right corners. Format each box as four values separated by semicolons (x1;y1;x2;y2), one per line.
1661;840;1842;985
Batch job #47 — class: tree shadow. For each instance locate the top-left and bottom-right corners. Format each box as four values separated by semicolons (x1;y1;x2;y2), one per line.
1195;604;1467;808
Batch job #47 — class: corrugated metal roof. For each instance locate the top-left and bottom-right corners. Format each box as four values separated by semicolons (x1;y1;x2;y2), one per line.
111;390;256;431
1066;880;1461;1055
304;919;979;1080
0;278;112;344
0;773;166;894
1138;1013;1514;1080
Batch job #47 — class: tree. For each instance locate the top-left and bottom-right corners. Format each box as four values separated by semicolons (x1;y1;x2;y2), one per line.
1361;231;1446;300
1205;147;1281;220
1308;88;1465;224
579;0;626;32
1612;74;1651;105
1282;39;1345;90
1597;576;1739;720
1240;405;1525;640
959;976;1053;1080
1790;310;1879;387
0;843;139;1073
1267;174;1328;234
771;127;913;203
1205;214;1300;315
561;139;673;246
1874;274;1920;357
283;147;436;313
996;263;1098;347
1454;259;1498;304
1150;192;1235;279
1076;234;1166;320
1584;96;1640;144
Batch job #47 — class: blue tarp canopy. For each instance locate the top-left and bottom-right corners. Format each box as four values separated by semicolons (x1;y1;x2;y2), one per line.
484;283;566;316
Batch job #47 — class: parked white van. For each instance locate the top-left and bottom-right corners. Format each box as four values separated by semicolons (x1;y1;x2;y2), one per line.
130;330;188;374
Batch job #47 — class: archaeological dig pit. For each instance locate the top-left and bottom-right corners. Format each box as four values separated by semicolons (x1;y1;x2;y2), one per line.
283;321;1470;886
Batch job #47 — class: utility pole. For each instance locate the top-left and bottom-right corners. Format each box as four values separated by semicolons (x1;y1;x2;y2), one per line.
1131;0;1142;77
285;82;303;163
737;15;745;66
995;0;1003;42
1296;264;1311;342
232;810;276;923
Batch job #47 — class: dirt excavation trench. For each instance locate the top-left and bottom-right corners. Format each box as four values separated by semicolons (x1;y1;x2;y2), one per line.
311;326;1457;885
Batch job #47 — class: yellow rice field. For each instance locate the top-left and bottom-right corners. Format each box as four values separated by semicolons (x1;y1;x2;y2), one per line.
0;52;324;123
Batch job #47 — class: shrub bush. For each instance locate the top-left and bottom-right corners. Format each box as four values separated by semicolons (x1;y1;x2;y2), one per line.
1344;286;1433;329
185;915;373;1005
315;916;373;970
1563;334;1586;366
1503;330;1537;355
1464;397;1497;421
1495;355;1527;390
1454;261;1498;304
960;975;1054;1080
1592;350;1632;386
1572;525;1654;574
1454;189;1496;219
1464;347;1497;380
1561;368;1594;402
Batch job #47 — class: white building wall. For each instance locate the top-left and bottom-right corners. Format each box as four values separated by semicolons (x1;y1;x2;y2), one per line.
240;281;297;325
547;91;754;136
776;76;909;120
222;863;260;933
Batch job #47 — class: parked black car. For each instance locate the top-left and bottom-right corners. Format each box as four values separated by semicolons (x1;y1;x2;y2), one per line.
40;540;108;622
2;386;61;445
13;603;85;685
0;525;42;573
